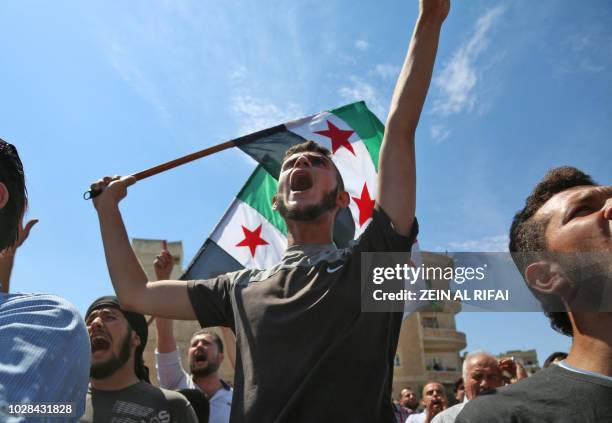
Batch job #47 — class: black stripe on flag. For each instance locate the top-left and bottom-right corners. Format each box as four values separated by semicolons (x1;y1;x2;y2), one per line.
182;239;244;280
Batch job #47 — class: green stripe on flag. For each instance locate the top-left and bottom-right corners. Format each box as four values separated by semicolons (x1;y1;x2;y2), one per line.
330;101;385;171
237;166;288;236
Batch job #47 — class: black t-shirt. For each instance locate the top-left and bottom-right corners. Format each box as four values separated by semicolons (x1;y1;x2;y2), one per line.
188;207;418;423
79;381;197;423
456;364;612;423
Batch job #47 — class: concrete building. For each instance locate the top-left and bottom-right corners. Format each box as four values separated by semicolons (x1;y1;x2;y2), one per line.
392;252;467;400
134;239;467;397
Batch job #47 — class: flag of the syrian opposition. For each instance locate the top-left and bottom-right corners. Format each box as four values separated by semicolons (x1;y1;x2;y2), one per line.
182;101;422;318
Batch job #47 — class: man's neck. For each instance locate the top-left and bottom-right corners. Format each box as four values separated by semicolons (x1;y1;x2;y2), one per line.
566;312;612;377
90;364;140;391
285;216;334;246
194;374;224;398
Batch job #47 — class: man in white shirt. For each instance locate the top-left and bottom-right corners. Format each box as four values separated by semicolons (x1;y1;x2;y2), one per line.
153;245;232;423
432;351;513;423
405;382;447;423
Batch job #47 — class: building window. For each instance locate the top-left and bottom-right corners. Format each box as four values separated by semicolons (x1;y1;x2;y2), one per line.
423;317;439;328
395;354;401;367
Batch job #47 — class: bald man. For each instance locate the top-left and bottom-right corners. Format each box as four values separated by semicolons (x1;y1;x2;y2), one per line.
432;352;505;423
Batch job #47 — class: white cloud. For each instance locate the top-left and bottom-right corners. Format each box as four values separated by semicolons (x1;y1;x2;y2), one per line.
444;234;508;252
230;65;248;82
563;33;592;52
339;76;386;118
104;36;171;124
338;54;357;66
355;39;369;51
231;94;304;135
578;60;605;73
229;64;305;135
430;124;451;143
433;6;505;116
371;63;400;80
555;31;608;75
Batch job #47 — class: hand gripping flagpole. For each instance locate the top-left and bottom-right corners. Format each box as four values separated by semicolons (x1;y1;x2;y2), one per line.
83;140;237;200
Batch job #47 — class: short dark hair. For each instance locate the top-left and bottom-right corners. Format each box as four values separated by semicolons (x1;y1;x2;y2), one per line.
453;377;464;393
282;141;345;192
509;166;596;337
543;351;568;368
86;296;150;382
191;329;224;353
398;386;413;399
0;139;27;251
422;381;445;397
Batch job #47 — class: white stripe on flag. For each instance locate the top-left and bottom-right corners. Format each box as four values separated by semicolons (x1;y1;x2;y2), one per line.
211;199;287;269
287;112;379;238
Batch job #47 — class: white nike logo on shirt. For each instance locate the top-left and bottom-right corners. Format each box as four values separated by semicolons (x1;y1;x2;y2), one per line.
326;264;343;273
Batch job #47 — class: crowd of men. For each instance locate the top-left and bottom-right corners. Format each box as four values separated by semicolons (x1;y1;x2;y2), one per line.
1;0;611;421
392;351;530;423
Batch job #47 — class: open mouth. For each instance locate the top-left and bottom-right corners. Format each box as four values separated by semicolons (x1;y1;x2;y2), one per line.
193;351;208;364
430;398;443;408
290;170;313;192
91;336;111;353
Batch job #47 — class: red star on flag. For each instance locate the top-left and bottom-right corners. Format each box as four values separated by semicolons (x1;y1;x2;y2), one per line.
351;183;376;227
236;224;269;257
314;120;355;155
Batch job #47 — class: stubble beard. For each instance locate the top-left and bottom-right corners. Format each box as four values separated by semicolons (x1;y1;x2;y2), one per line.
90;329;132;380
190;356;221;378
276;187;338;222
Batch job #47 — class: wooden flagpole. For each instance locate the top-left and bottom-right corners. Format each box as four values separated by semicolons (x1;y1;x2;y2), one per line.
83;139;237;200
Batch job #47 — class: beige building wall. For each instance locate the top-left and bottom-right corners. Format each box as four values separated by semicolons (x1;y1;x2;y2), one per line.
392;252;467;400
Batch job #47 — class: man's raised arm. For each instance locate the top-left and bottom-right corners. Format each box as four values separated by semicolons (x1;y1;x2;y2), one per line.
377;0;449;236
91;176;196;320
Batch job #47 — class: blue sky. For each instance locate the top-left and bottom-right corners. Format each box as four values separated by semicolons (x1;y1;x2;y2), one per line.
2;0;611;364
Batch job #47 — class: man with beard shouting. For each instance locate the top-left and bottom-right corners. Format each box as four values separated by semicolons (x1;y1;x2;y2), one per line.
81;296;197;423
405;382;448;423
89;0;450;420
153;245;232;423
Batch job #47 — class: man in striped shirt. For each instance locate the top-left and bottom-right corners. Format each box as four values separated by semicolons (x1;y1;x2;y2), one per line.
0;139;90;422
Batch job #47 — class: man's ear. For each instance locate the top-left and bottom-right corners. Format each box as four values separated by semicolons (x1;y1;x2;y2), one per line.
337;191;350;208
525;261;565;295
271;195;278;211
132;332;142;348
218;352;224;363
0;183;9;209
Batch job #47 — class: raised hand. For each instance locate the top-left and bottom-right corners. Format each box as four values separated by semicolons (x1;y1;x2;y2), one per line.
0;215;39;292
89;175;136;210
499;358;527;383
154;240;175;281
420;0;450;22
1;216;38;257
15;218;38;248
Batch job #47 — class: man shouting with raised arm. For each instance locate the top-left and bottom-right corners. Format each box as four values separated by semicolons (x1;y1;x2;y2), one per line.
90;1;449;421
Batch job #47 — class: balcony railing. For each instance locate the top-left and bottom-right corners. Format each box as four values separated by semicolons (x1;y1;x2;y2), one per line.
425;370;462;383
422;328;467;349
